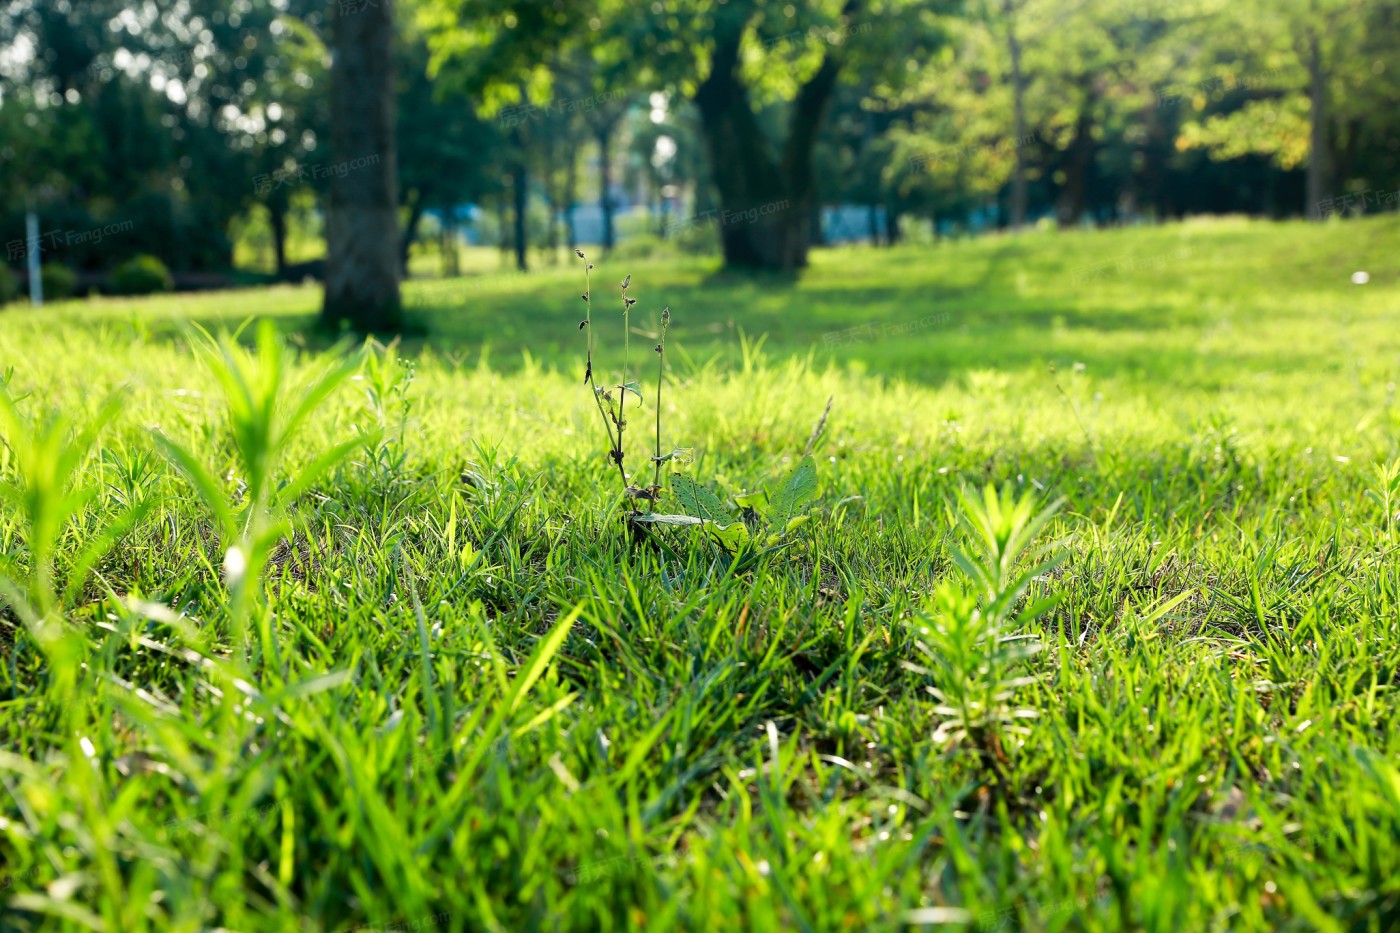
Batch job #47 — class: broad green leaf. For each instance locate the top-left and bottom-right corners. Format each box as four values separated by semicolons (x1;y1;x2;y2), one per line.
670;474;735;525
767;455;818;528
784;514;811;534
734;489;769;511
705;520;751;551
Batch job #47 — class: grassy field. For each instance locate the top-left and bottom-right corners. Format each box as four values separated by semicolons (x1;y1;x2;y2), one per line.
2;215;1399;931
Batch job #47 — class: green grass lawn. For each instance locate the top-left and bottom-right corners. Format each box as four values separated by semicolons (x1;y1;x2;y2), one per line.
2;215;1400;931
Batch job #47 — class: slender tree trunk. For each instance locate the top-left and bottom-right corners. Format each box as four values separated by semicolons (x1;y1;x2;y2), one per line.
547;195;560;263
400;189;426;276
496;195;509;266
1005;2;1029;229
512;158;528;271
564;151;578;247
598;128;615;252
1306;34;1331;220
440;210;460;277
322;0;401;331
863;106;879;245
1056;98;1095;226
884;199;900;245
1334;117;1360;196
267;202;289;279
543;131;561;263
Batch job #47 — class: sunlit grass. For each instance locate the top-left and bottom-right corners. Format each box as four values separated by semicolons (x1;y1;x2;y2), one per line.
1;215;1398;931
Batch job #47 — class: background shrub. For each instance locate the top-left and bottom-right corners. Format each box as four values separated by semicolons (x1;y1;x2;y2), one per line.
110;254;174;296
40;263;77;301
0;264;17;305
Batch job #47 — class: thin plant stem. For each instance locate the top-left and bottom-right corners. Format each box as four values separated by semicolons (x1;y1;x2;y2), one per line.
653;307;669;491
578;251;628;490
617;277;631;495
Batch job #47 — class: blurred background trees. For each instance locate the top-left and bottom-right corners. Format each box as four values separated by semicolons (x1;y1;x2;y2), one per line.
1;0;1397;295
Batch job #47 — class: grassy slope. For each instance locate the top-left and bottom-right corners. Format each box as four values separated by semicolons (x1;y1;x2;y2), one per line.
0;216;1399;931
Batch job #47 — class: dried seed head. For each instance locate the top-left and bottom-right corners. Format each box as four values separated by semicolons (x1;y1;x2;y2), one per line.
575;248;585;259
654;343;663;353
587;263;594;271
579;320;588;329
621;274;632;289
624;296;637;308
581;292;588;301
661;306;670;323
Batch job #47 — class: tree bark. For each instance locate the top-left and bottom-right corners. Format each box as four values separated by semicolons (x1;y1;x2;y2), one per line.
400;188;426;276
884;199;900;245
268;202;288;279
1305;33;1331;220
1056;95;1095;226
564;149;578;247
322;0;401;332
512;156;528;272
439;209;459;277
692;4;855;271
598;128;615;252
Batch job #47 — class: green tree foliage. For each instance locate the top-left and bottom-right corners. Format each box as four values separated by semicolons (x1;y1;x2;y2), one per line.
420;0;949;271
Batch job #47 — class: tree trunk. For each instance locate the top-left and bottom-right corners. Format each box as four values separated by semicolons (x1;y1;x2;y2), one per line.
440;210;460;277
1056;98;1095;227
884;199;900;245
1305;34;1331;220
512;157;528;272
542;129;561;263
322;0;401;332
1005;1;1029;229
564;150;578;247
598;128;615;252
496;195;509;265
267;202;289;279
400;189;426;277
692;8;852;271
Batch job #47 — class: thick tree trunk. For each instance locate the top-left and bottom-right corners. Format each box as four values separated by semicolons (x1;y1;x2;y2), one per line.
692;5;853;271
1005;2;1029;229
598;129;615;252
1306;35;1331;220
322;0;401;331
